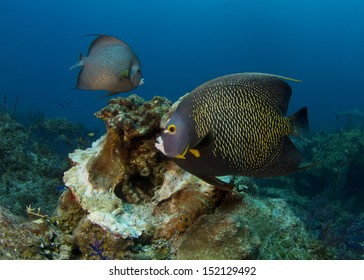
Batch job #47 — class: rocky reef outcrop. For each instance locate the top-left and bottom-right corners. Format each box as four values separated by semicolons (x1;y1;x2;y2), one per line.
177;196;310;260
53;95;223;259
49;94;318;260
2;94;363;259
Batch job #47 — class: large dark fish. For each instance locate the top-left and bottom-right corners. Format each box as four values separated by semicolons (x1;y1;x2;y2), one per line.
155;73;311;191
70;35;143;95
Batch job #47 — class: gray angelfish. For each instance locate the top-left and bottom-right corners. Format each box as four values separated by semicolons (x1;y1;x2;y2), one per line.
70;35;143;95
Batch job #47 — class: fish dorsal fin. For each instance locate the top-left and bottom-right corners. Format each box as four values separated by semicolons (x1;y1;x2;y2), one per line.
243;73;300;115
87;35;129;56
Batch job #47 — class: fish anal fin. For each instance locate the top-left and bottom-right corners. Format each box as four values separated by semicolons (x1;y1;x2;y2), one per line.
263;137;303;177
196;174;235;192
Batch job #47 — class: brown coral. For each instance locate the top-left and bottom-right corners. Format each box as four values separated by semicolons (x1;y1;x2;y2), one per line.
88;94;171;203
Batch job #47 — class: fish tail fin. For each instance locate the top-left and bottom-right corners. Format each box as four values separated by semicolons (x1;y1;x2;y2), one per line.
69;53;85;70
289;106;309;137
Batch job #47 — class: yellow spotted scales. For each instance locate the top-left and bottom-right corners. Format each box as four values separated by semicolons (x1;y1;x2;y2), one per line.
190;75;293;176
157;72;309;190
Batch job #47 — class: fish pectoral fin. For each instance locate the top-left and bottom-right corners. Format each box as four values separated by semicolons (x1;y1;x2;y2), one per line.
191;131;213;150
197;174;235;192
175;143;190;160
175;154;186;160
120;69;129;78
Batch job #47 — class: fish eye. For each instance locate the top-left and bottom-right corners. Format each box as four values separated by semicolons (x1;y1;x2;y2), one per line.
167;124;177;134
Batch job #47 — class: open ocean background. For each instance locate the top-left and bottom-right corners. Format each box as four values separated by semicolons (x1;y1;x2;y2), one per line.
0;0;363;131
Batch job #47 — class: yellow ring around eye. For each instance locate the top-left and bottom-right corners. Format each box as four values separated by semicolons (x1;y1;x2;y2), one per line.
167;124;177;134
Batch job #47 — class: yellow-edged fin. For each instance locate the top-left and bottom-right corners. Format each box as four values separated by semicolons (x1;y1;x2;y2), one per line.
175;154;186;159
175;144;190;160
120;69;129;78
189;149;200;158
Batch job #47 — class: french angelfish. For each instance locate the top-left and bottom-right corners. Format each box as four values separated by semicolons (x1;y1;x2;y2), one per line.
155;73;312;191
70;35;143;95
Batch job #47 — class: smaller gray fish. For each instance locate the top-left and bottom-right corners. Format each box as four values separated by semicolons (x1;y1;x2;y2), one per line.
70;35;143;95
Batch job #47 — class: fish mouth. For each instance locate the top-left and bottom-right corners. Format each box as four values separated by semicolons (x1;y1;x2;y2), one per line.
155;136;166;155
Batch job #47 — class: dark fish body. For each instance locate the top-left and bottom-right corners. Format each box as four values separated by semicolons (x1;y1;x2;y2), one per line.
156;73;309;190
70;35;143;95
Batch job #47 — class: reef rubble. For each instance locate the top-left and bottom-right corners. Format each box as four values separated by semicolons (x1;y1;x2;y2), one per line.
0;205;70;260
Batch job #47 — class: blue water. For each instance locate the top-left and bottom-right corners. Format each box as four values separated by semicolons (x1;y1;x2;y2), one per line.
1;0;363;130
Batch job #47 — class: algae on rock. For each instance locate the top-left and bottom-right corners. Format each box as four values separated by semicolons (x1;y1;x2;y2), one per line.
177;195;315;260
